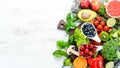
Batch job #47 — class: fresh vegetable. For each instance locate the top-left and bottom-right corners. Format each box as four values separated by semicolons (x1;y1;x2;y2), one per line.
100;31;109;42
73;57;87;68
101;40;120;60
100;21;105;26
53;50;68;58
88;54;104;68
96;16;102;21
107;18;116;27
97;24;103;30
98;5;106;15
91;0;101;12
62;58;72;67
74;28;90;47
105;61;114;68
80;0;91;9
103;26;109;31
65;13;78;34
57;40;69;49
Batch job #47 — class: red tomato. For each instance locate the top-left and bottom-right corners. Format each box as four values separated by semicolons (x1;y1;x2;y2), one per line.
100;21;105;26
94;20;99;26
109;28;113;32
97;24;103;30
96;16;102;21
90;19;94;24
104;26;109;31
80;45;85;51
80;51;84;56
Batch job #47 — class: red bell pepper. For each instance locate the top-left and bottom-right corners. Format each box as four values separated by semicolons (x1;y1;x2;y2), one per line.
88;54;104;68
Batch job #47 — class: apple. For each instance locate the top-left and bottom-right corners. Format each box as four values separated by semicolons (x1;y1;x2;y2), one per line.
91;0;101;12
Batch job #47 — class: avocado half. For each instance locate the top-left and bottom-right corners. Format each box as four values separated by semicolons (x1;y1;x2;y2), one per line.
78;9;97;22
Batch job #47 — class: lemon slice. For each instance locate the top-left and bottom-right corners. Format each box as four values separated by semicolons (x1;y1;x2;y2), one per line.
107;18;116;27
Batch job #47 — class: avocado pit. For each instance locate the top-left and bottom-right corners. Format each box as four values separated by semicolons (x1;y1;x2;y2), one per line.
81;12;91;19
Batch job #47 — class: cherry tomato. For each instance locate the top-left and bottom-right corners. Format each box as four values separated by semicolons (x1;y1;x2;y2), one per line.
100;21;105;26
84;49;89;54
89;44;94;49
90;19;94;24
80;51;84;56
89;51;93;56
109;28;113;32
97;24;103;30
96;16;102;21
94;20;99;26
80;45;85;51
104;26;109;31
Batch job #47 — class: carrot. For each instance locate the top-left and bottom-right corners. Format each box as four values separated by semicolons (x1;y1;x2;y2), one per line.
73;57;87;68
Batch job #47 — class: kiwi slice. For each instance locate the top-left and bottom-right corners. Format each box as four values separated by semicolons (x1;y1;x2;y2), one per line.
100;32;110;41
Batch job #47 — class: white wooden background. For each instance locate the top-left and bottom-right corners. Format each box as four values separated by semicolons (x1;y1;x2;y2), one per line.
0;0;119;68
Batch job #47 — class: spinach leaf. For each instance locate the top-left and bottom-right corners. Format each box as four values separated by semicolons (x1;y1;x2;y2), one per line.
57;40;69;49
62;58;72;68
53;50;68;58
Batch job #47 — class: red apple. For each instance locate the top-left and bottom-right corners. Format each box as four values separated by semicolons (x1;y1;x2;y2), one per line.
91;0;101;12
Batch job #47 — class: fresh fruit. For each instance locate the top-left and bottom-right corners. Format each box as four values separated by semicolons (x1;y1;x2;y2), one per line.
106;0;120;18
80;45;85;51
80;51;84;56
80;0;91;9
96;16;102;21
100;21;105;26
73;57;87;68
94;20;99;26
80;44;96;57
107;18;116;27
97;24;103;30
82;23;96;38
104;26;109;31
100;31;109;41
91;0;101;12
78;9;97;22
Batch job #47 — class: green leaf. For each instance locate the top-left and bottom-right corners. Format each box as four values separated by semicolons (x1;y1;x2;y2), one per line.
63;58;72;67
70;17;78;22
69;35;74;44
53;50;68;58
66;13;71;23
57;40;69;49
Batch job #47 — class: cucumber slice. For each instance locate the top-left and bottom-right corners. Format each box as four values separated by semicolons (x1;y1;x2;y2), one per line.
105;61;114;68
107;18;116;27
